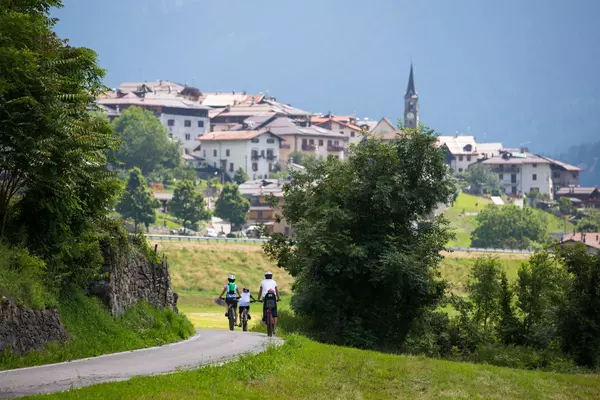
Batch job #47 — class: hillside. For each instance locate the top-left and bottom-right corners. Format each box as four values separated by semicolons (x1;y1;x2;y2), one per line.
33;335;600;400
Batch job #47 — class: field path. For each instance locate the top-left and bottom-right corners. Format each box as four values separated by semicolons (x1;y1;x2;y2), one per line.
0;330;281;399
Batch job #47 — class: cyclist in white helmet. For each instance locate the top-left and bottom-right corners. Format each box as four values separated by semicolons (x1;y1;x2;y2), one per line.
258;271;281;331
218;274;241;318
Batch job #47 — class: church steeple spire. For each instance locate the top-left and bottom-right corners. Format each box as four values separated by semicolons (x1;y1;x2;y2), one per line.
405;63;416;97
403;64;419;129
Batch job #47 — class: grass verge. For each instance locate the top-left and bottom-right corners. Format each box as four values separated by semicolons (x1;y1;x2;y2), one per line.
0;291;194;371
29;335;600;400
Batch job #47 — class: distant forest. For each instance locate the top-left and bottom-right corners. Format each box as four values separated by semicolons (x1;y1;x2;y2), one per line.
552;141;600;187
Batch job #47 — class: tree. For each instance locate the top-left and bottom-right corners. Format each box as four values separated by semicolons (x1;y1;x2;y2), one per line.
111;106;181;174
471;205;548;249
0;1;122;289
496;271;522;345
556;244;600;367
460;164;500;195
467;257;502;330
214;183;250;230
577;211;600;233
558;197;576;215
116;168;157;231
170;180;210;228
232;168;249;185
263;126;455;348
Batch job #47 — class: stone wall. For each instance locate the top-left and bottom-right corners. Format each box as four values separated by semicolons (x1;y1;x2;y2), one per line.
89;240;178;316
0;297;70;355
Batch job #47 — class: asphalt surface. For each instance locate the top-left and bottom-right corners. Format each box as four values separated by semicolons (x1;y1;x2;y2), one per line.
0;330;281;399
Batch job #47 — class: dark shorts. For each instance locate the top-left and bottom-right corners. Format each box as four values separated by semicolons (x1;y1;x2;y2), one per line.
225;298;238;309
239;305;250;313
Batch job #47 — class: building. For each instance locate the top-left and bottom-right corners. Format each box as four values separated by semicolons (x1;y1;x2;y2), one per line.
537;155;582;192
248;116;347;167
311;113;363;145
555;187;600;208
559;233;600;254
476;151;553;197
98;81;210;154
437;136;503;173
197;130;282;180
404;64;419;129
238;179;291;236
370;117;397;136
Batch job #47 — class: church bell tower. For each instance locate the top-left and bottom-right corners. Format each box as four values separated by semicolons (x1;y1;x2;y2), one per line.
404;64;419;129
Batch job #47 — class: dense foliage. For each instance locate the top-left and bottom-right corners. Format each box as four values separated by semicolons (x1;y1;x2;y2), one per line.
111;106;181;174
214;183;250;230
459;164;500;195
117;168;158;231
471;205;549;249
170;180;210;229
577;210;600;233
232;168;249;185
264;126;455;349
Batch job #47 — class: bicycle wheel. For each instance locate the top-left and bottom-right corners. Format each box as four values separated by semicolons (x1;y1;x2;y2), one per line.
242;310;248;332
228;305;235;331
266;311;273;337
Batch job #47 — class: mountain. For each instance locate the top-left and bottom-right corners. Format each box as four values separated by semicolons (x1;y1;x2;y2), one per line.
552;142;600;187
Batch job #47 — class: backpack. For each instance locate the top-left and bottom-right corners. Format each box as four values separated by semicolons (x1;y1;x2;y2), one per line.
227;282;236;294
264;291;277;309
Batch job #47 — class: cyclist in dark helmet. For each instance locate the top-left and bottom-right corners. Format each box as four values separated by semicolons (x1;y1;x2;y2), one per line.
237;287;256;327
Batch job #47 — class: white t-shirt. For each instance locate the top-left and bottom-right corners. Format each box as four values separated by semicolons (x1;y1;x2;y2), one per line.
239;292;251;307
260;279;277;296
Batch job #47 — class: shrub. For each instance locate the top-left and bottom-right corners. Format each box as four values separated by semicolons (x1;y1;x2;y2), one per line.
0;244;53;310
226;233;236;238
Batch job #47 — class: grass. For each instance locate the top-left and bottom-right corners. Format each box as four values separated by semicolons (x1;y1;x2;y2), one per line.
30;335;600;400
155;210;183;230
0;291;194;371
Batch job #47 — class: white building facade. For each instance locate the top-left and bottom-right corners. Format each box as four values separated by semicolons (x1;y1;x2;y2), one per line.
197;130;282;180
159;108;209;154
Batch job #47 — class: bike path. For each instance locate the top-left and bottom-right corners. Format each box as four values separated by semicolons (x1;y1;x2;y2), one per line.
0;330;281;399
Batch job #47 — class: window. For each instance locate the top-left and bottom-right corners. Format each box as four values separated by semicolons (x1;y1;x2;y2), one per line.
532;174;537;181
499;174;503;180
302;139;308;145
334;140;339;145
184;120;191;127
269;163;273;172
168;132;173;138
252;163;258;172
203;150;206;157
213;149;217;157
198;120;204;128
340;131;345;136
458;155;464;162
266;138;275;144
351;132;355;137
251;138;259;143
184;148;190;155
309;139;314;145
226;149;230;157
532;163;537;168
210;125;215;132
167;119;175;126
553;171;560;178
458;168;463;173
572;172;578;179
467;155;471;162
229;163;234;172
257;211;263;219
185;133;191;141
328;140;332;146
318;140;323;146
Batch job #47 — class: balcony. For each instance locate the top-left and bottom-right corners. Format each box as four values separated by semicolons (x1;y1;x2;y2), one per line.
251;153;260;161
302;144;316;151
327;145;344;152
267;154;277;161
280;143;291;149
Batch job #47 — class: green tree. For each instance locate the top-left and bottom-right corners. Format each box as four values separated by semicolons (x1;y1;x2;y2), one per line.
111;106;181;174
214;183;250;230
556;244;600;368
515;252;565;348
460;164;500;195
471;205;548;249
263;126;455;348
170;180;210;229
577;211;600;233
496;271;522;345
116;168;158;231
0;1;122;289
558;197;576;215
232;168;249;185
467;257;502;330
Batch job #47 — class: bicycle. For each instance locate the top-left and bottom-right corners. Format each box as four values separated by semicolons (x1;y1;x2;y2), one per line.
261;298;280;337
240;300;258;332
220;296;240;331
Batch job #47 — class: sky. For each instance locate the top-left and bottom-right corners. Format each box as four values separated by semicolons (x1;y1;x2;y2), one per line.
53;0;600;153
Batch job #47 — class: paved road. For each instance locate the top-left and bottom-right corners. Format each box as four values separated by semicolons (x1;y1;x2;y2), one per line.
0;330;281;399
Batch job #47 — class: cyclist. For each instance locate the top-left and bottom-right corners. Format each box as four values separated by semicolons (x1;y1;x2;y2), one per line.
218;274;241;319
237;287;256;327
258;271;281;331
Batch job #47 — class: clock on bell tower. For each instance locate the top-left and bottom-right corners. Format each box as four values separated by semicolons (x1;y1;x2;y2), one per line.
403;64;419;129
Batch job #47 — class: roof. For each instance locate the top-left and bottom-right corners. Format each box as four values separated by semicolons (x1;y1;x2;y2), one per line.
200;92;264;107
476;142;504;157
182;154;204;161
355;119;378;131
537;155;583;172
238;179;287;197
153;192;173;201
437;136;478;155
560;233;600;250
98;93;210;110
198;129;282;142
370;129;404;141
263;117;346;139
212;101;310;119
478;152;551;165
556;187;599;196
118;81;187;94
313;117;362;132
405;63;417;97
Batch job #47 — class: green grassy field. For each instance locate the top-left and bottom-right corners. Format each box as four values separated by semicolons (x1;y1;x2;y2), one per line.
31;335;600;400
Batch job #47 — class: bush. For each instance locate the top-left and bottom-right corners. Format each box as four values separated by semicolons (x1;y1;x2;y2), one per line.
0;244;53;310
471;343;579;373
226;233;236;238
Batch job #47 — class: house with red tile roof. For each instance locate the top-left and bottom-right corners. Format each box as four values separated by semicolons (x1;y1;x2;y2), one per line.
559;232;600;254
